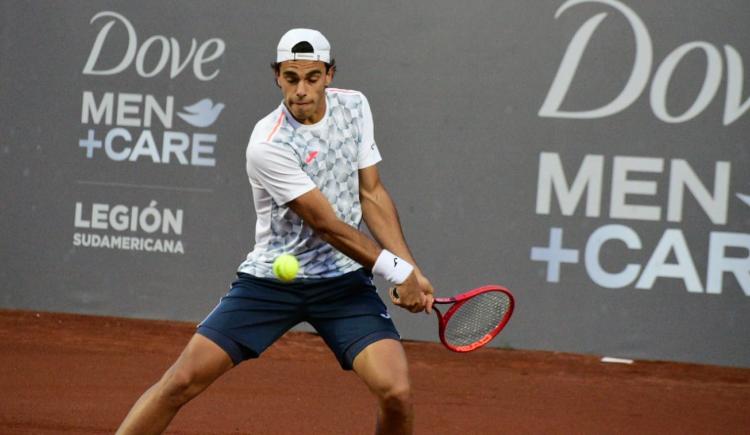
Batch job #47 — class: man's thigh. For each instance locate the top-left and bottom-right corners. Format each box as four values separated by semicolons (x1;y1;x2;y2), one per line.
158;333;235;396
352;339;410;395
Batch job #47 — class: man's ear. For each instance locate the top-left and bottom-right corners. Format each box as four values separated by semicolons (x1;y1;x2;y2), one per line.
325;68;335;86
274;72;281;89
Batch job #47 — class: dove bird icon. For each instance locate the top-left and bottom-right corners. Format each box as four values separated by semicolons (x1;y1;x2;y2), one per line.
177;98;225;127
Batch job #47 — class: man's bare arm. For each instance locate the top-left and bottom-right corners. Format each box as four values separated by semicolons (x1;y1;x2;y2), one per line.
287;188;381;268
358;165;418;267
359;165;434;311
287;185;431;313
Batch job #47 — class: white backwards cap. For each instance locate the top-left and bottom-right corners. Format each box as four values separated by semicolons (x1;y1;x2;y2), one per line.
276;28;331;63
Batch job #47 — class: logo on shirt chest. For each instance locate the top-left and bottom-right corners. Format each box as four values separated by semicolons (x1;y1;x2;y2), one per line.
305;150;319;164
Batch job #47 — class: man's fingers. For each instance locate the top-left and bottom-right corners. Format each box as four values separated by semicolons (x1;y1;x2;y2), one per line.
425;294;434;315
420;294;429;314
405;295;426;313
426;283;435;296
390;287;400;300
390;285;432;313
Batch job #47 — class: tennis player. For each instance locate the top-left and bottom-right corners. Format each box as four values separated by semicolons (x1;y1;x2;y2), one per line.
116;28;434;435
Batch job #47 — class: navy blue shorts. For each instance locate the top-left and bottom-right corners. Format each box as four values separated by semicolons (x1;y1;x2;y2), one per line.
197;268;400;370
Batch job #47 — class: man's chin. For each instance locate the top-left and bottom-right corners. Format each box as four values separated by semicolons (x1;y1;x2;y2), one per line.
292;108;312;121
292;111;307;121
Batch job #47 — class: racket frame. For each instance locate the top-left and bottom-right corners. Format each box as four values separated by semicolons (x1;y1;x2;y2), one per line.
433;285;515;353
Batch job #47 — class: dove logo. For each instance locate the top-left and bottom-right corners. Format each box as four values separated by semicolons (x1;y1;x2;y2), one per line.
539;0;750;125
83;11;225;81
177;99;224;128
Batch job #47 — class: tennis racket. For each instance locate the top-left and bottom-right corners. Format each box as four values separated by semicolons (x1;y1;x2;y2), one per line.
391;285;515;352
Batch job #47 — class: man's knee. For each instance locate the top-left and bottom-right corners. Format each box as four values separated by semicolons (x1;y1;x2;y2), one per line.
157;366;202;408
379;381;413;414
152;334;234;409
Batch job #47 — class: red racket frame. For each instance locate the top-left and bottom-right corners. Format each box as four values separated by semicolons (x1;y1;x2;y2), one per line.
433;285;515;353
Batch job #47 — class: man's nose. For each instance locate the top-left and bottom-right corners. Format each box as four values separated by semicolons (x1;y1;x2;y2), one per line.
295;81;307;98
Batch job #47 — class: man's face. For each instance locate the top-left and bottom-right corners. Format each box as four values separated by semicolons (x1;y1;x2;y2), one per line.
276;60;333;124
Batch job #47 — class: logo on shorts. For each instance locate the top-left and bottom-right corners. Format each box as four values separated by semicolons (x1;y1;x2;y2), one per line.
380;312;391;319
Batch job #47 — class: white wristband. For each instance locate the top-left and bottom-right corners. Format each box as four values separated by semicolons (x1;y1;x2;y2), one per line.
372;249;414;285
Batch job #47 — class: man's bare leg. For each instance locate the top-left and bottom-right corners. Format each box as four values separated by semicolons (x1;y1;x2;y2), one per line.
116;333;234;435
353;338;414;435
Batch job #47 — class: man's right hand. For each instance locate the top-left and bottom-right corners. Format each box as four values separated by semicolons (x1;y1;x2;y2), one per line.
389;270;435;314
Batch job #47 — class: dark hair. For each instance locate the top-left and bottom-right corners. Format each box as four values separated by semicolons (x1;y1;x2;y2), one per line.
271;41;336;74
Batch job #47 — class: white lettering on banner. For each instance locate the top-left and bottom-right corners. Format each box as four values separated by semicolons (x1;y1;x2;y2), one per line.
535;225;750;296
650;42;722;123
707;233;750;294
73;201;185;255
724;45;750;125
540;0;651;120
539;0;750;125
532;152;747;295
74;201;183;235
530;228;579;282
634;229;702;293
668;160;730;225
536;153;730;224
80;91;220;166
83;11;226;81
105;128;131;161
136;36;170;78
536;152;603;217
81;128;215;165
82;91;173;128
81;92;114;125
610;156;662;221
584;224;641;289
73;233;184;255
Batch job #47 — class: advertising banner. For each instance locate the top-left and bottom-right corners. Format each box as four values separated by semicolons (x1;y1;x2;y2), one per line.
2;0;748;366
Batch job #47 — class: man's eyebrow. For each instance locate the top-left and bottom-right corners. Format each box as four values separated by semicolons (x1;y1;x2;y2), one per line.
281;69;323;79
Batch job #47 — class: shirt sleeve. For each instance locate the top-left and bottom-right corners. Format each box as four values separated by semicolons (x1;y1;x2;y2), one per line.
358;94;383;169
246;141;316;205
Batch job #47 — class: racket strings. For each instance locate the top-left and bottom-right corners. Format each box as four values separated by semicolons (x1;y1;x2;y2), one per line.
444;292;511;347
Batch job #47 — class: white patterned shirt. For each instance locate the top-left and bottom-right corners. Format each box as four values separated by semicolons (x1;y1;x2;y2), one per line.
238;88;382;278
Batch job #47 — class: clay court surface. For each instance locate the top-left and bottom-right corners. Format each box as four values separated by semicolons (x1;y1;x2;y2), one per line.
1;309;748;434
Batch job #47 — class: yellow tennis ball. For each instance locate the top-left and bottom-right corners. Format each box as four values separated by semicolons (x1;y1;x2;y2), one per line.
273;254;299;282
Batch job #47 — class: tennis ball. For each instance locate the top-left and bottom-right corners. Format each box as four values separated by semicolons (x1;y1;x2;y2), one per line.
273;253;299;282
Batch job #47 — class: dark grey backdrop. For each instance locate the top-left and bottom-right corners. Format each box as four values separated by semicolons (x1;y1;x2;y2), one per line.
2;0;748;367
